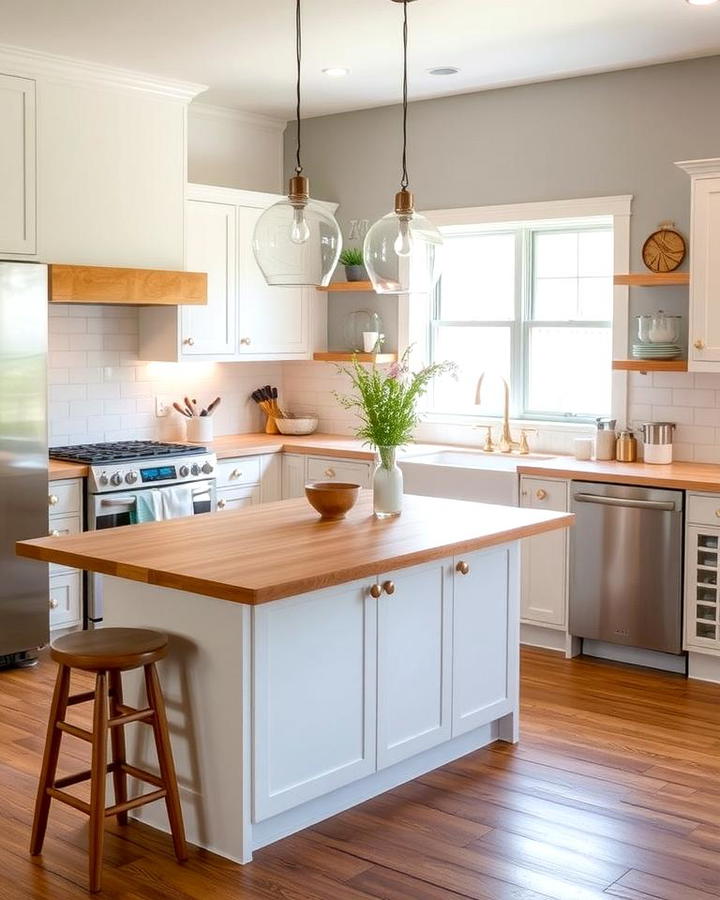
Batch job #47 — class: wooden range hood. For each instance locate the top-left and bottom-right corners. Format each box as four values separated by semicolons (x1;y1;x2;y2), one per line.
49;264;207;306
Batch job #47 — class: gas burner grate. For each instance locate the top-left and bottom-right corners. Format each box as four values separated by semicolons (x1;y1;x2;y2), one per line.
49;440;208;464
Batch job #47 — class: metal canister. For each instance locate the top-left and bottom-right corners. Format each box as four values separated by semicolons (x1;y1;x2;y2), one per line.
615;430;638;462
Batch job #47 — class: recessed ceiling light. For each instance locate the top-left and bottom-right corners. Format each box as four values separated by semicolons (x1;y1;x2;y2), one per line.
686;0;718;5
322;67;350;78
427;66;460;76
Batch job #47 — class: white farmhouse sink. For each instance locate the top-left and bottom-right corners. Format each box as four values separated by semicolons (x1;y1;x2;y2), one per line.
399;450;556;506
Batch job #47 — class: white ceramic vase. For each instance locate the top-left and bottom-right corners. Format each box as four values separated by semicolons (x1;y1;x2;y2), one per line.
373;446;403;518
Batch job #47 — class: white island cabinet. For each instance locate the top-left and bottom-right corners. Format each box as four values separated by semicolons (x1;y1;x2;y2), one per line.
17;492;571;865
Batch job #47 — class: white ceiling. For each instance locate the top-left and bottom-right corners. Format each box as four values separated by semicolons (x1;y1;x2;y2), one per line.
1;0;719;120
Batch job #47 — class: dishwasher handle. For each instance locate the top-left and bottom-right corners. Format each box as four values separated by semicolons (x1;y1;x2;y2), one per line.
573;492;678;512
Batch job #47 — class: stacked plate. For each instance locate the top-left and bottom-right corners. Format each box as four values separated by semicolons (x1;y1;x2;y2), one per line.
632;342;682;360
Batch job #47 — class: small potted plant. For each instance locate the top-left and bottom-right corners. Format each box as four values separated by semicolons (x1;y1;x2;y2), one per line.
339;248;367;282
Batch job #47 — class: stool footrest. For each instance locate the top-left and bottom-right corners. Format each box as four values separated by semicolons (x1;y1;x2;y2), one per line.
67;690;96;707
57;721;93;742
53;763;114;790
105;788;167;819
47;787;91;815
108;705;154;728
120;762;165;790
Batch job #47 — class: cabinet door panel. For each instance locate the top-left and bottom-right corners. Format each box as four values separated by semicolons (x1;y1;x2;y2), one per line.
519;477;568;627
237;206;309;356
216;485;260;512
282;454;307;499
306;457;372;488
0;74;35;254
453;546;513;737
253;580;376;820
685;525;720;650
377;560;452;768
182;200;237;356
49;570;82;630
690;176;720;365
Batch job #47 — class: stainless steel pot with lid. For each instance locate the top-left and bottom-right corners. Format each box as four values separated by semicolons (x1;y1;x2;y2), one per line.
639;422;676;445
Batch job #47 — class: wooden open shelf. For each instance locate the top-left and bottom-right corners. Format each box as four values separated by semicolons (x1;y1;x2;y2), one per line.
316;281;375;292
614;273;689;287
313;352;398;364
613;359;688;372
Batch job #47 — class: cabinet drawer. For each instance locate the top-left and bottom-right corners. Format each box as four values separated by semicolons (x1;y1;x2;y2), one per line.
49;570;82;630
688;493;720;527
216;485;261;511
47;479;82;516
216;456;262;488
307;457;372;488
47;514;81;539
520;477;568;512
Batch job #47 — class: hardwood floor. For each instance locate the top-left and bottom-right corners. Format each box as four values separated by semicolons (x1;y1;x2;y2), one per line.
4;647;720;898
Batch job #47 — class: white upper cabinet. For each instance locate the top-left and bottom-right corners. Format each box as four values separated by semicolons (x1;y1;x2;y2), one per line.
677;159;720;371
0;74;36;254
182;200;237;356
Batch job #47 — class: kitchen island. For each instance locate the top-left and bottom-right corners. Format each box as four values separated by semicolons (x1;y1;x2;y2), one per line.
17;492;572;863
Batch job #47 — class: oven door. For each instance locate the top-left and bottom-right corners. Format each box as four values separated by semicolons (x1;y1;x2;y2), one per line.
86;480;215;623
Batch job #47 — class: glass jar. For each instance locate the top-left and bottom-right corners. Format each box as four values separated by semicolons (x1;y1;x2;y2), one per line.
635;315;652;344
648;311;681;344
373;446;403;518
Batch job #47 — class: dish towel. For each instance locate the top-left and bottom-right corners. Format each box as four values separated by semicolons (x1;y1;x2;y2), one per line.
130;487;194;523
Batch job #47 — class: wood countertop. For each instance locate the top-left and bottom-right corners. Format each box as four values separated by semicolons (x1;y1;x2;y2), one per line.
517;458;720;492
197;433;378;460
49;459;89;480
16;492;573;605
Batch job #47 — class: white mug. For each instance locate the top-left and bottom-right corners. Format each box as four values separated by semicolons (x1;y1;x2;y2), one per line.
574;438;593;461
363;331;382;353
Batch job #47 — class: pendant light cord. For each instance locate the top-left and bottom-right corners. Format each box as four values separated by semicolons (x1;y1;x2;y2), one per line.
295;0;303;175
400;0;409;191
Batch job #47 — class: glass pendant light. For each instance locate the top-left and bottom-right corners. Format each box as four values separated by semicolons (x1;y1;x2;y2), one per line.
363;0;442;295
252;0;342;286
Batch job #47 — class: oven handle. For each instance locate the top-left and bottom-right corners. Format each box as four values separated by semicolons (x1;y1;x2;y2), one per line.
100;486;212;509
573;492;677;512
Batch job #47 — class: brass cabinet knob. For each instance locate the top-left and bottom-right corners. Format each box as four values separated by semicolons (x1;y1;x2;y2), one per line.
369;583;382;599
48;494;59;506
240;337;252;346
50;529;60;537
695;339;705;350
217;498;227;509
183;337;195;346
324;468;336;478
715;509;720;518
536;489;547;501
49;597;58;610
382;580;396;595
456;561;470;575
230;469;242;480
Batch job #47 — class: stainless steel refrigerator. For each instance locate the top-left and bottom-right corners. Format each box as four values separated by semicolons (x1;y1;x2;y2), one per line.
0;261;49;664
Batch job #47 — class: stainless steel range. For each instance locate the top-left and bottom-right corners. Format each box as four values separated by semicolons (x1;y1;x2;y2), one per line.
49;441;217;624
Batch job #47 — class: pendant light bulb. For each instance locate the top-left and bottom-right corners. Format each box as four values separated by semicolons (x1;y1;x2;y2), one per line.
251;0;342;286
393;217;413;257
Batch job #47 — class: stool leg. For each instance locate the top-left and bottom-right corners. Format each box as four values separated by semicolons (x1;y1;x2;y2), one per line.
144;663;188;862
30;663;70;855
89;671;108;894
108;671;128;826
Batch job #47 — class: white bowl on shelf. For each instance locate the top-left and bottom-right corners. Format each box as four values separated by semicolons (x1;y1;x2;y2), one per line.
275;414;319;436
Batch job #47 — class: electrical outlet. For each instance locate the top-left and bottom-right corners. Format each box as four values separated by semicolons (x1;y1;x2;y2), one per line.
155;396;171;418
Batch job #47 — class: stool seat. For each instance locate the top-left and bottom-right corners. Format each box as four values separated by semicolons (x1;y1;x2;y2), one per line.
51;627;168;671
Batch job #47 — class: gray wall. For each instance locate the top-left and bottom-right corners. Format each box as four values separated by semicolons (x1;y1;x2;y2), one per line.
286;56;720;351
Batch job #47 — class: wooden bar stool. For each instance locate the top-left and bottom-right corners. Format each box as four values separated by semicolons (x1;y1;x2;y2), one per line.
30;628;187;893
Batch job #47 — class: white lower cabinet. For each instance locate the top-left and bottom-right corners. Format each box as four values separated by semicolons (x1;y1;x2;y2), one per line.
215;454;280;511
49;570;82;630
216;485;260;512
282;454;373;500
252;579;377;821
48;478;83;631
252;547;517;823
519;476;568;628
685;493;720;653
377;560;452;768
281;454;307;499
453;546;513;736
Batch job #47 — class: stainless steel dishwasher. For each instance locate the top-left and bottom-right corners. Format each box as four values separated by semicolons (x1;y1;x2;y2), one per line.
569;481;684;654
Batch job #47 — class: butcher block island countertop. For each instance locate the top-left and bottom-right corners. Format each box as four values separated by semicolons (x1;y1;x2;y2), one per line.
17;492;572;604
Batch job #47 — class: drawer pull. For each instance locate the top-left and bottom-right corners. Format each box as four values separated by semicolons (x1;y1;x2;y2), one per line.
456;561;470;576
324;468;336;478
49;597;59;610
240;337;252;346
49;529;69;537
536;489;547;501
369;584;382;599
230;469;242;480
48;494;59;506
715;510;720;519
183;337;195;347
382;580;396;595
695;339;705;350
217;498;227;509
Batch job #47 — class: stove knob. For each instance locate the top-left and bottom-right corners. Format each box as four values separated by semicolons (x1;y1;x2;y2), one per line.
110;472;123;486
125;471;138;484
190;463;200;476
179;465;190;478
201;462;214;475
99;471;109;486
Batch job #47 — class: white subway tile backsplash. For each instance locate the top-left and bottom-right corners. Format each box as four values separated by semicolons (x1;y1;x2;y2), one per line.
674;424;716;445
695;407;720;426
631;387;673;405
86;382;121;400
69;399;104;417
86;350;120;367
652;372;694;389
67;367;103;384
68;333;105;351
672;389;715;408
49;384;87;402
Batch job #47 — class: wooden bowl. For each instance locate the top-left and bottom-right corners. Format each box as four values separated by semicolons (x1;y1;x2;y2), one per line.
305;482;360;520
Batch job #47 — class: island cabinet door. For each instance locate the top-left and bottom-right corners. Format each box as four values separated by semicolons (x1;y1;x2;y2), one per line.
252;578;377;821
376;559;453;769
452;544;518;738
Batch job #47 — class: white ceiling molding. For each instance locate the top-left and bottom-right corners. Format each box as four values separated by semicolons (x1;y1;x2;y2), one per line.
676;158;720;177
189;102;286;133
423;195;634;228
0;43;206;101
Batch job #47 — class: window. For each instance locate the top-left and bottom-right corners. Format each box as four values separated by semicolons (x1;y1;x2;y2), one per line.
429;220;613;422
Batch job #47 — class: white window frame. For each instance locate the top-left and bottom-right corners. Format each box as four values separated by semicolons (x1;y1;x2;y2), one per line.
400;195;632;432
